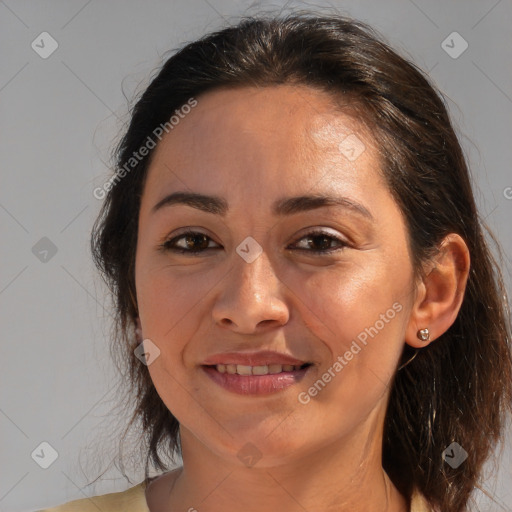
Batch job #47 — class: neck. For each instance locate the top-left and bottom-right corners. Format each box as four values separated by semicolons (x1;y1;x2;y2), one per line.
155;413;408;512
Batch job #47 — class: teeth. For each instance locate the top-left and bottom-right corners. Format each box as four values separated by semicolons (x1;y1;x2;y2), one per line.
237;365;253;376
215;363;307;375
268;364;283;374
252;365;269;375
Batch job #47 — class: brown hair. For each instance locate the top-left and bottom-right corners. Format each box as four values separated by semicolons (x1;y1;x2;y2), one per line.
90;12;512;511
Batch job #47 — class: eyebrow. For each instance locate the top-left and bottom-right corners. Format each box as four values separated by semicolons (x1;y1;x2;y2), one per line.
151;191;374;220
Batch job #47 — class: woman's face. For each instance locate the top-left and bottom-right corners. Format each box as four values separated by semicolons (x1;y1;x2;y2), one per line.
135;85;417;466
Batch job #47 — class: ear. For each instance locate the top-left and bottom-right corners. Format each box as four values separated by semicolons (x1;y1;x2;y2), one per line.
405;233;470;348
135;316;143;342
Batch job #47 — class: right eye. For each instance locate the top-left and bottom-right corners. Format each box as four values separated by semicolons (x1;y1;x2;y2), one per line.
160;230;221;255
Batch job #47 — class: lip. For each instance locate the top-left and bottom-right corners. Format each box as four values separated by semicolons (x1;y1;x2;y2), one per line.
202;350;309;366
202;364;311;395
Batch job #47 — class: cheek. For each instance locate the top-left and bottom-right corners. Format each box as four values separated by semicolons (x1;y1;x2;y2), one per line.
297;258;407;337
136;267;204;419
136;261;213;339
135;262;224;404
291;258;411;385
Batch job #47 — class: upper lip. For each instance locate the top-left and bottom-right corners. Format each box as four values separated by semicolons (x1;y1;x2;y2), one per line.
202;351;310;366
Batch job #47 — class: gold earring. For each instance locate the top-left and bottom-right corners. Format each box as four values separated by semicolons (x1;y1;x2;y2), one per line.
417;328;430;341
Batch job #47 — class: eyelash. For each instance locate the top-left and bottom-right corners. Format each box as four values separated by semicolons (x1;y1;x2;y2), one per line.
159;229;348;256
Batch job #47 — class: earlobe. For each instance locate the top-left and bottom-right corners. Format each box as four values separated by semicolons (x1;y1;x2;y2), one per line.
405;233;470;349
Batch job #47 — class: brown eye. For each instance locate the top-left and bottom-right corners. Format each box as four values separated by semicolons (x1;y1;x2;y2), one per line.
290;230;348;255
160;229;348;256
161;231;219;254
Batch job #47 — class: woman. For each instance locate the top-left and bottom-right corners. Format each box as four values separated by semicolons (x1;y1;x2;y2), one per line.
40;12;512;512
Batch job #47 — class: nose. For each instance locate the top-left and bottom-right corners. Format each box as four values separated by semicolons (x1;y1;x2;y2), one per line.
211;247;289;333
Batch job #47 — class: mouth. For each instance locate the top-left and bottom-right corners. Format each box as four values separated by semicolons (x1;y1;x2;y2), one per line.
207;362;312;375
201;362;313;395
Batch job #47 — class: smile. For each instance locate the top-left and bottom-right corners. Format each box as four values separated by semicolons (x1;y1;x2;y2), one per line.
213;363;310;375
202;363;312;395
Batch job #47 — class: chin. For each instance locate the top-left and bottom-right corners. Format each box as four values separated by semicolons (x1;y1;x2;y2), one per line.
211;424;316;467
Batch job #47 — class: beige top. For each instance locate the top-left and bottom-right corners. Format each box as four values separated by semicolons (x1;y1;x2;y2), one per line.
38;480;433;511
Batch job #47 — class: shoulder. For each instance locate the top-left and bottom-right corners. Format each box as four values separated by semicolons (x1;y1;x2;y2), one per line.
37;481;150;512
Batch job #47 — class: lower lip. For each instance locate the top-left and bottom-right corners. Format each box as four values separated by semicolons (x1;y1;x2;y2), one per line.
202;365;311;395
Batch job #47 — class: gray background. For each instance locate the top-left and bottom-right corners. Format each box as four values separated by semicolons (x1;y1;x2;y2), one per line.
1;1;511;511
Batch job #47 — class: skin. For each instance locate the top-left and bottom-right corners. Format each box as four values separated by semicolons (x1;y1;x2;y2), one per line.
134;85;470;512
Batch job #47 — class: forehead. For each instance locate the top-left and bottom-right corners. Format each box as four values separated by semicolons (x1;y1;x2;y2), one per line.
144;85;383;196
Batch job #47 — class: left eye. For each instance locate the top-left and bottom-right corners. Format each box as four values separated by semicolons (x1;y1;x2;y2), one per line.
290;230;348;254
159;229;348;255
